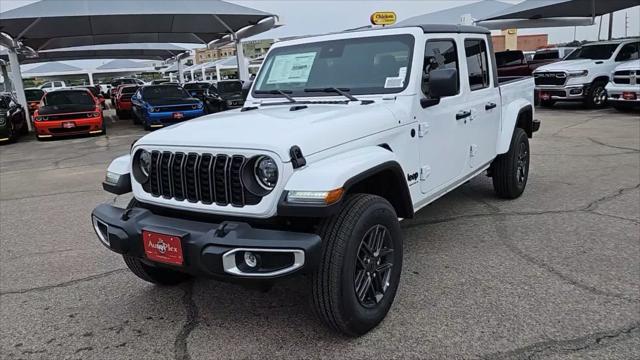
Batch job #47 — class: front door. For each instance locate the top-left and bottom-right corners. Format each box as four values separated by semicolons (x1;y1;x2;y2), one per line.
417;36;469;194
461;37;501;168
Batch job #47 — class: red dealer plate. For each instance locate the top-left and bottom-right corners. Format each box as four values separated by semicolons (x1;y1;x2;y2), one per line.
540;92;550;101
173;112;184;119
142;230;184;266
62;121;76;128
622;92;637;100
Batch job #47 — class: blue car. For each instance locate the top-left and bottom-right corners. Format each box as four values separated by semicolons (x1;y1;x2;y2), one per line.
131;84;205;130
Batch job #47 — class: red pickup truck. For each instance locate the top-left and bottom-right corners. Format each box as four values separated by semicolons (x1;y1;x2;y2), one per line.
495;48;576;77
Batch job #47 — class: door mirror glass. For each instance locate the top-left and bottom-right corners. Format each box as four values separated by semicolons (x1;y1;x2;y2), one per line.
428;68;459;98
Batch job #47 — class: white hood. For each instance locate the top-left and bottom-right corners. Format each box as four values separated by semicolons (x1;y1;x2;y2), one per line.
614;60;640;72
136;102;400;162
535;59;604;72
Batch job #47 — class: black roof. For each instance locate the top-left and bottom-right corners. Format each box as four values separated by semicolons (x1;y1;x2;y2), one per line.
409;24;490;35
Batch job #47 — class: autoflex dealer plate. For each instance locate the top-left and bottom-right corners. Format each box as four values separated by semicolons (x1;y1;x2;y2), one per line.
142;230;184;265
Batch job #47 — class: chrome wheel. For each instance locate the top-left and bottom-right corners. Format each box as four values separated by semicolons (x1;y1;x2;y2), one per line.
354;225;394;308
592;86;607;106
516;141;529;185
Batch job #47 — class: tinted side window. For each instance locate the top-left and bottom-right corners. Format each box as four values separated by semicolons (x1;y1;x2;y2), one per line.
615;42;640;62
422;40;459;98
464;39;490;91
41;83;52;89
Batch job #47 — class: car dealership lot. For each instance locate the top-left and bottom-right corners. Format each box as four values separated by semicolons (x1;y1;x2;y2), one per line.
0;106;638;359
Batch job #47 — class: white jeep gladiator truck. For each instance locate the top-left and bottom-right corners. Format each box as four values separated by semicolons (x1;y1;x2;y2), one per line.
92;24;539;336
534;38;639;108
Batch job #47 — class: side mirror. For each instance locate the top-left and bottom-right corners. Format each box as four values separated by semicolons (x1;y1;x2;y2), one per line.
428;68;458;98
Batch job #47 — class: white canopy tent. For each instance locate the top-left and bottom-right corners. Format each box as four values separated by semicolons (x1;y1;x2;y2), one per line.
0;0;278;130
476;0;639;31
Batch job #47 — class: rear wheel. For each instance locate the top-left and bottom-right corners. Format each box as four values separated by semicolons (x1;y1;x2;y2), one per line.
312;194;403;336
584;81;608;108
491;127;530;199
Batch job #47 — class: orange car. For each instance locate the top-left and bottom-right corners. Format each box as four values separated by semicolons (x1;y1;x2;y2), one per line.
34;88;105;140
114;84;139;119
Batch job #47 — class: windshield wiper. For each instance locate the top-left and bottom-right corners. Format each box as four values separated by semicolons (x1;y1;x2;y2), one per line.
304;87;359;102
254;89;297;103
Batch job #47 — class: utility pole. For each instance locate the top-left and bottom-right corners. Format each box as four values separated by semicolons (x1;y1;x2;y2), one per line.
608;12;613;40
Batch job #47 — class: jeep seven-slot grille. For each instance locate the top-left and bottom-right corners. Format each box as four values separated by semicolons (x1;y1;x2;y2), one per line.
147;151;261;207
534;72;567;86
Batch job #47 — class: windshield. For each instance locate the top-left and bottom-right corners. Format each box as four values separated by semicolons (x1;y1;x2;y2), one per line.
79;86;98;96
216;81;242;93
44;91;95;106
184;83;209;90
25;89;45;102
111;79;138;87
533;50;559;60
565;44;619;60
142;86;189;100
121;86;138;94
253;34;414;98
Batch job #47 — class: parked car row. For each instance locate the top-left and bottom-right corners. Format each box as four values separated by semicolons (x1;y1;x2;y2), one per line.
113;80;248;130
495;47;576;77
533;38;639;109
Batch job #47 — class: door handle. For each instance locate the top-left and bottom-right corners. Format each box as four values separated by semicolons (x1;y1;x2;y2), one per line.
485;102;497;110
456;110;471;120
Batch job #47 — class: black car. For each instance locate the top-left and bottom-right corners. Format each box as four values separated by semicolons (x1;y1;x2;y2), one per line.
0;94;28;143
183;82;210;101
110;78;142;105
203;80;245;113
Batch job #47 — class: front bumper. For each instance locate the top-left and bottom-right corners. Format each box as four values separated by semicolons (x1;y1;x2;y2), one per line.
606;84;640;104
34;117;104;138
144;109;205;127
117;101;132;111
91;203;322;281
536;83;589;101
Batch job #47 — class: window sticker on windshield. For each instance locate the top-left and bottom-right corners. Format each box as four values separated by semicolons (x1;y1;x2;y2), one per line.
266;52;317;84
384;67;407;88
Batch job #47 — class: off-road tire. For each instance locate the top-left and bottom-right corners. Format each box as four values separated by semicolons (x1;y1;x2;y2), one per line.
123;255;190;285
584;81;608;109
491;127;530;199
312;194;403;336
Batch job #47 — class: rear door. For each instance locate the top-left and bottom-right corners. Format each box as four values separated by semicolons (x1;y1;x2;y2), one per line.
417;35;469;194
461;37;501;169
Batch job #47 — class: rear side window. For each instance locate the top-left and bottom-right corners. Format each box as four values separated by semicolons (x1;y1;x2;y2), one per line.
464;39;490;91
422;39;459;98
615;42;639;62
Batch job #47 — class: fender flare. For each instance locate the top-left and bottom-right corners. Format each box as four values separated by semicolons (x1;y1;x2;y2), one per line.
279;146;413;218
103;154;132;195
496;102;532;154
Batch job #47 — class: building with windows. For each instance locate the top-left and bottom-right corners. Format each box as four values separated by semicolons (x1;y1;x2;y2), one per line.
195;43;237;64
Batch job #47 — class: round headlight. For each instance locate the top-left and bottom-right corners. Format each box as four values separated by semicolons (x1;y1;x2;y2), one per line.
132;149;152;184
140;150;151;177
254;156;278;190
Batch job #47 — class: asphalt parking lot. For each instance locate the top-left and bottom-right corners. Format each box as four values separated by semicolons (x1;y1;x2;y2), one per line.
0;105;638;360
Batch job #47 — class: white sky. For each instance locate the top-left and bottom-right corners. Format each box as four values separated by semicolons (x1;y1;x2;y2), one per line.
1;0;639;70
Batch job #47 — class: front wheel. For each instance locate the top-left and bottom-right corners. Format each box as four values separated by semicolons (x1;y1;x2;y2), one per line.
312;194;403;336
491;127;530;199
584;81;608;108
